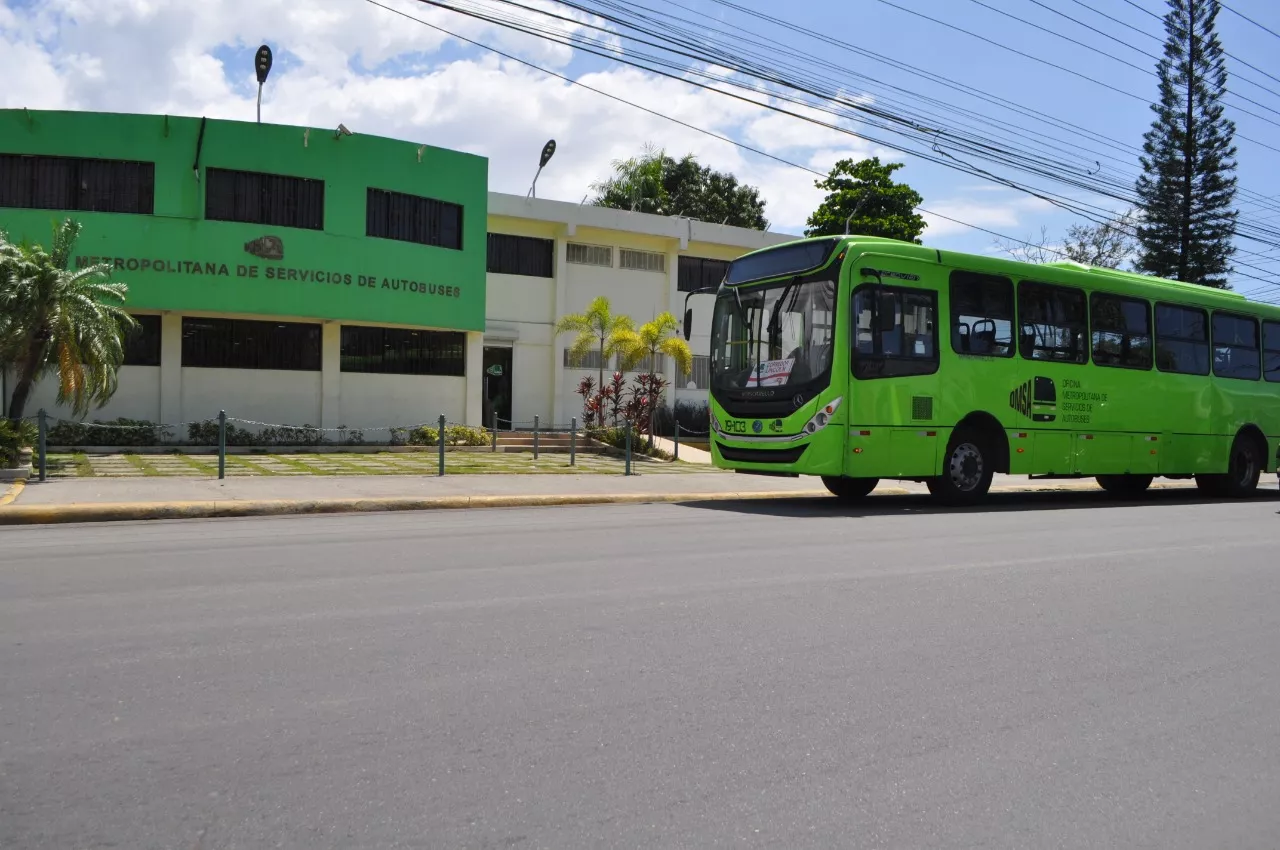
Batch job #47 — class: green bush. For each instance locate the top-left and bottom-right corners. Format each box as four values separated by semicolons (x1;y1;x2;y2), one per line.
47;418;173;447
405;425;490;447
591;425;672;460
0;419;38;467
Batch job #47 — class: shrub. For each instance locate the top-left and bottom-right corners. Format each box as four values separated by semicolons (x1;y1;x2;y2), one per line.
406;425;490;446
0;419;38;467
653;400;709;437
47;418;173;447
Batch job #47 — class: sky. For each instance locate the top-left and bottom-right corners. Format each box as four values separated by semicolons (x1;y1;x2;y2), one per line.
3;0;1279;295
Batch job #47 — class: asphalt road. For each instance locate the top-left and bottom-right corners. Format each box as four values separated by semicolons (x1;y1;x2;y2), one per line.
2;489;1279;849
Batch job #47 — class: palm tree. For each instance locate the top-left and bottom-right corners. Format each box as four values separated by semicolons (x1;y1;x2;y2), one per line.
613;311;693;444
554;296;634;391
1;219;136;423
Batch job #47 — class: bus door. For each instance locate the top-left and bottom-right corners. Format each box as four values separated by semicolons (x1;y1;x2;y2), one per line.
846;255;944;479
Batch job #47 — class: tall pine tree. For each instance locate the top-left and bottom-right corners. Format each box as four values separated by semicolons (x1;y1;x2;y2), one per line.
1135;0;1237;288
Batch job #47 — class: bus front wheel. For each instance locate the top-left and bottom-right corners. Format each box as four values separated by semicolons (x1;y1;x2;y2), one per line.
1096;474;1153;498
927;429;995;506
822;476;879;501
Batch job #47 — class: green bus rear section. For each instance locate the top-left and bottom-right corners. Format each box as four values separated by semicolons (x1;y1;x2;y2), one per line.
709;237;1280;481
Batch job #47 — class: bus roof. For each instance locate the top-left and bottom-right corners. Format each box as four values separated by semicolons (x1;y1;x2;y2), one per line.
729;234;1278;316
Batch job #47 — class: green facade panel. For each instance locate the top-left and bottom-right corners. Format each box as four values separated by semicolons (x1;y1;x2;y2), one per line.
0;109;488;330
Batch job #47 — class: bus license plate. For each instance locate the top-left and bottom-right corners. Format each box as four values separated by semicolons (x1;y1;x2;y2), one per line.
723;419;748;435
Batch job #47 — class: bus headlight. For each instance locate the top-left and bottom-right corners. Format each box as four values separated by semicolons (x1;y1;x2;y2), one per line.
803;397;842;435
711;412;722;433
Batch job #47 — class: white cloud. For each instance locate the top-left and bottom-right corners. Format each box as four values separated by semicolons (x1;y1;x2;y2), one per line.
0;0;982;237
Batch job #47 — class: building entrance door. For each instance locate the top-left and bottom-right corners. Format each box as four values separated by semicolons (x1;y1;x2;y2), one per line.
483;347;513;428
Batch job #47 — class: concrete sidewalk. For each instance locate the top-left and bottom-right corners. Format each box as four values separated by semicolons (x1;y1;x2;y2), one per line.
0;471;1243;526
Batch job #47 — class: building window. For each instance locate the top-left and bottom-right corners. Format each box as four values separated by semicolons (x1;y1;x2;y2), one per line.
340;326;465;376
182;317;321;371
1265;321;1280;383
678;256;730;293
950;271;1014;357
1155;304;1210;375
852;285;938;380
487;233;553;277
1090;293;1152;370
122;315;162;367
0;154;154;214
1018;281;1088;364
680;354;711;389
366;188;462;250
567;243;612;267
205;168;324;230
619;249;665;273
1212;312;1260;381
562;349;615;371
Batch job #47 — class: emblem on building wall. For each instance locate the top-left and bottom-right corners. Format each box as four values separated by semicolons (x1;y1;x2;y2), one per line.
244;235;284;260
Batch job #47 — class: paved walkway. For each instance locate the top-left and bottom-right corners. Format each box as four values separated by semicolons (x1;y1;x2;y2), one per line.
41;450;712;478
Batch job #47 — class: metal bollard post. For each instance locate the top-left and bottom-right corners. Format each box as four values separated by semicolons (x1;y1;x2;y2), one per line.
674;421;680;462
570;417;577;467
438;414;446;476
37;409;47;482
217;410;226;480
533;415;540;460
625;419;632;476
491;419;498;452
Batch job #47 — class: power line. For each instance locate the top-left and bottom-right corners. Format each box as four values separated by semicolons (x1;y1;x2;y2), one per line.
388;0;1280;266
360;0;1134;259
1220;1;1280;41
371;0;1280;292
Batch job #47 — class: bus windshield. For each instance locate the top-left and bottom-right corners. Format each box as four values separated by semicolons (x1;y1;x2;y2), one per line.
710;277;837;391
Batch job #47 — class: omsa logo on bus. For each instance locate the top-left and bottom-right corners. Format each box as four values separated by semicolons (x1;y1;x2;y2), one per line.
745;358;794;387
1010;376;1057;423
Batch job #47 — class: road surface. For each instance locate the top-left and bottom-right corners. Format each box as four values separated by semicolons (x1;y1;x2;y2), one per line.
2;489;1279;849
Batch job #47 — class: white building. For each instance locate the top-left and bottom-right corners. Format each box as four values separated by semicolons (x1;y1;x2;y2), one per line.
8;191;791;435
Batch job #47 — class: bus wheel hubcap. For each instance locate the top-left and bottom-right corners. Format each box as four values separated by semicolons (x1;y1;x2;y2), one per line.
950;443;982;491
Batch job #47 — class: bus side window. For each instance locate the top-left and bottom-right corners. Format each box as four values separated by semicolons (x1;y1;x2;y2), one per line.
949;270;1014;358
852;285;939;380
1156;303;1210;375
1265;321;1280;383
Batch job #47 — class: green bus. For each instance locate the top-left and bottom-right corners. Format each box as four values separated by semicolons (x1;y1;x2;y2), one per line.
687;235;1280;505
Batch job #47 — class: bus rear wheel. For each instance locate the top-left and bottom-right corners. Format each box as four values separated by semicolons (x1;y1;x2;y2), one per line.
927;429;994;506
1095;474;1153;499
1197;435;1262;499
822;476;879;502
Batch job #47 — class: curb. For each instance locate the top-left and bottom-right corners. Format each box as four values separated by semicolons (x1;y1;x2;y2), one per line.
0;478;26;508
0;480;1208;526
0;490;834;526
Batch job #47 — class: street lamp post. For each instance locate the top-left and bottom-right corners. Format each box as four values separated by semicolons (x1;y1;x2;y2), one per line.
255;44;273;124
527;139;556;198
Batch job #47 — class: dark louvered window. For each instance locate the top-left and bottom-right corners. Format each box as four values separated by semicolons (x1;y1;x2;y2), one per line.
182;318;321;371
366;188;463;250
340;326;466;376
487;233;553;276
122;315;162;367
205;168;324;230
0;154;154;214
678;256;730;292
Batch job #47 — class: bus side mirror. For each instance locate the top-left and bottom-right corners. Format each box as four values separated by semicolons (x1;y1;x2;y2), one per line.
683;308;693;340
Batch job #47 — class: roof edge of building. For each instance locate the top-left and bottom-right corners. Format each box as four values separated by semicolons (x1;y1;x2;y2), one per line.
487;191;796;250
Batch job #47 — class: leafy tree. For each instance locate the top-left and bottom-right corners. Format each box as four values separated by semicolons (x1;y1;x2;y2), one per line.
1;219;136;423
553;296;634;391
996;210;1139;269
804;157;926;242
1134;0;1237;287
612;312;693;447
591;144;769;229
